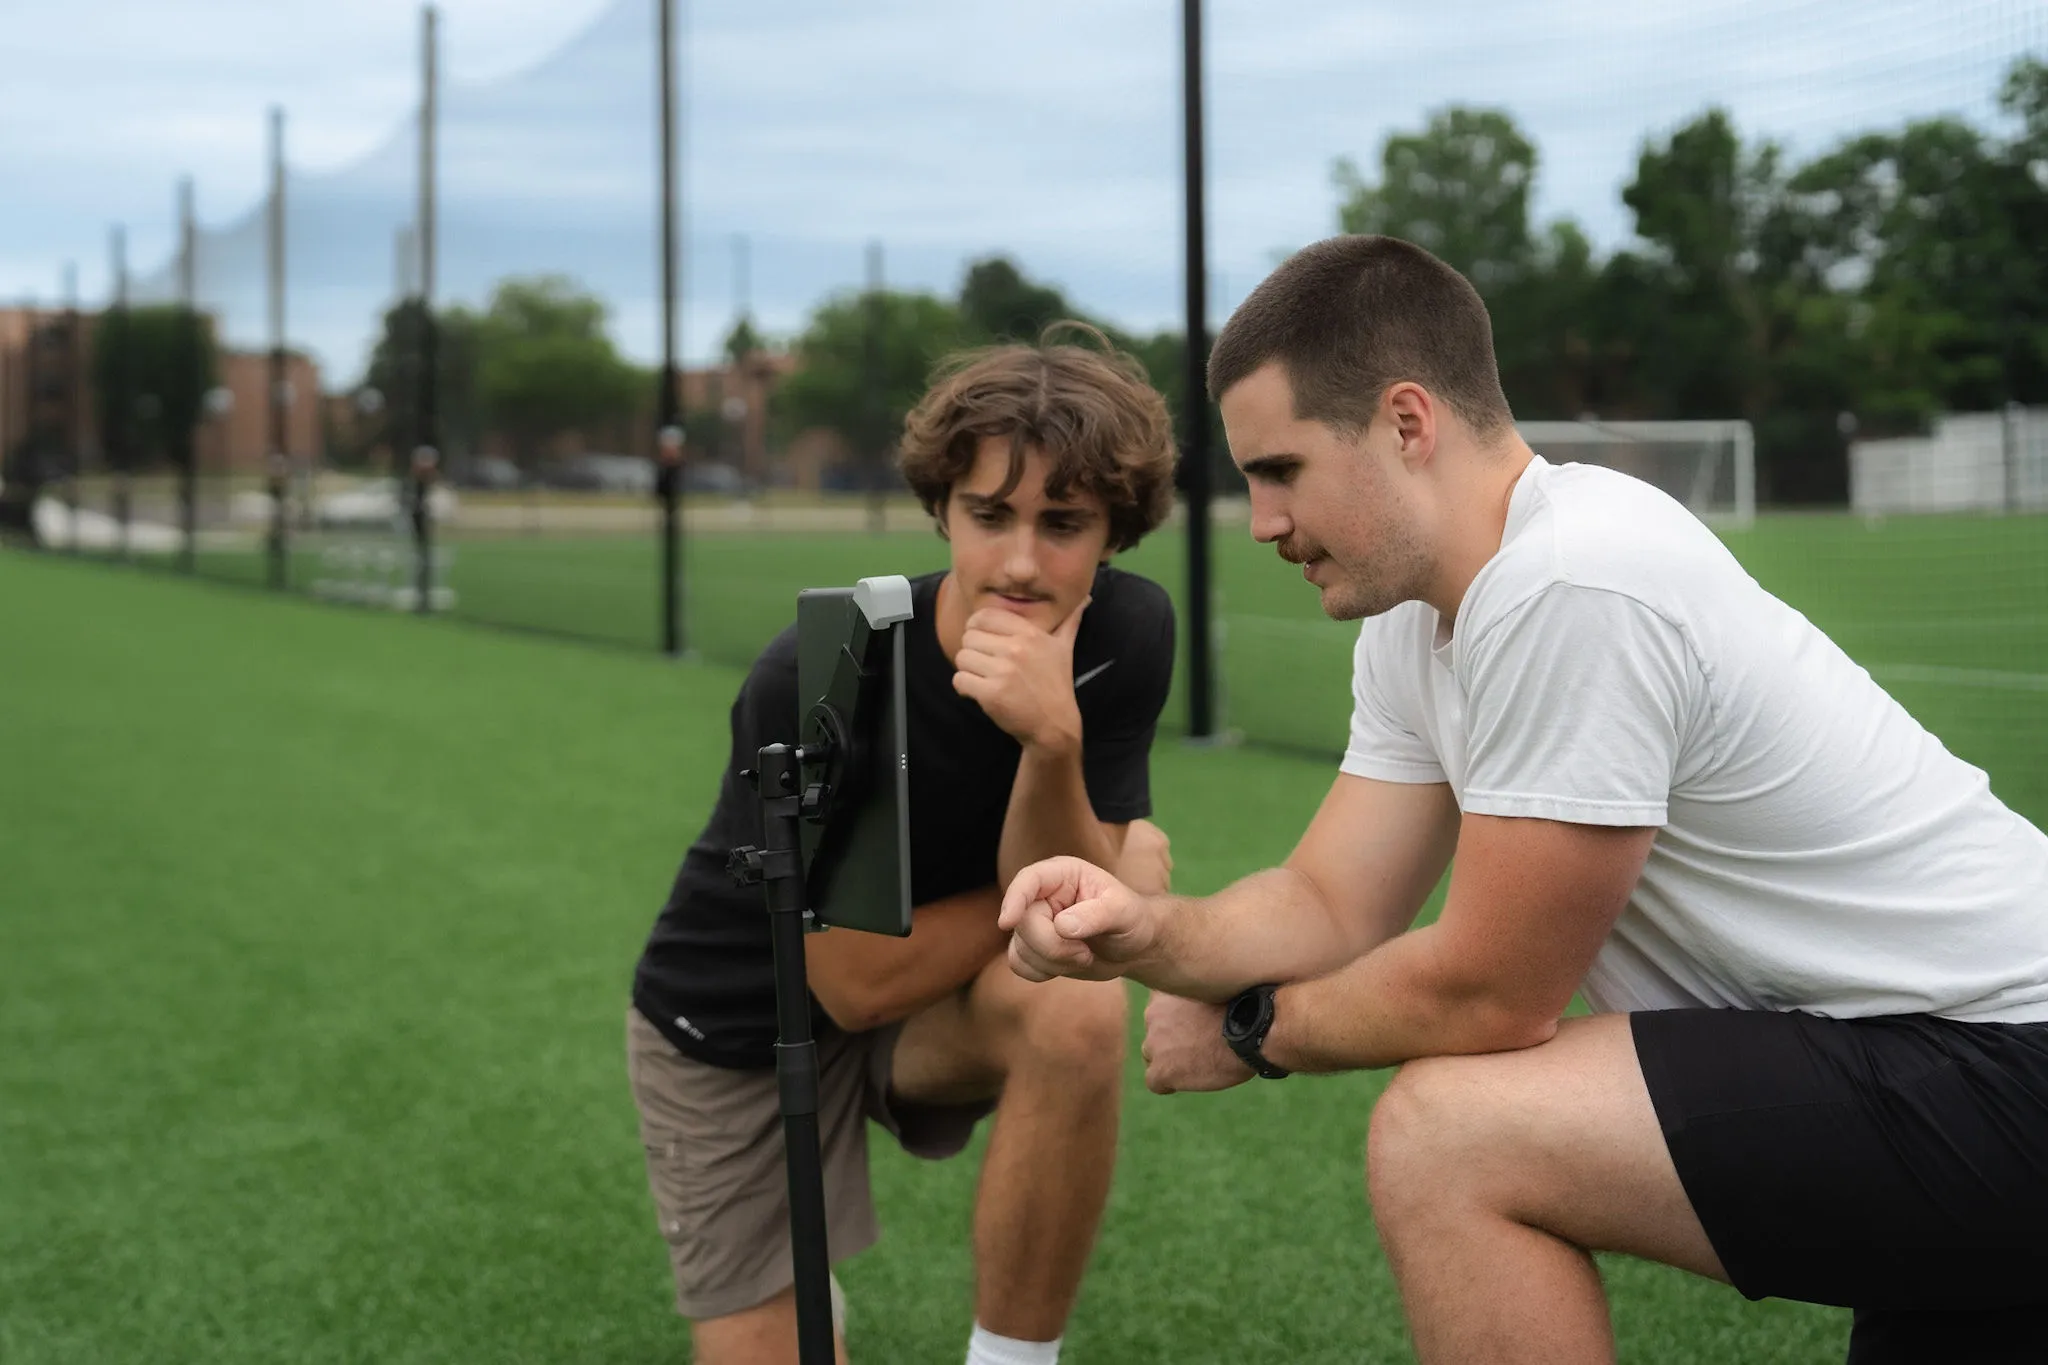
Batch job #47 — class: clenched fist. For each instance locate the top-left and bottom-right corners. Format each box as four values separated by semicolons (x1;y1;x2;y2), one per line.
952;598;1088;750
997;854;1161;984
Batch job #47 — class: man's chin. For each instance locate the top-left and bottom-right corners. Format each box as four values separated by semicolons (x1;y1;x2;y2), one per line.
1315;583;1372;623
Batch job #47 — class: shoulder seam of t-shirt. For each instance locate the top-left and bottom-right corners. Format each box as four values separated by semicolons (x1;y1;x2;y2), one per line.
1462;578;1727;777
1451;463;1564;666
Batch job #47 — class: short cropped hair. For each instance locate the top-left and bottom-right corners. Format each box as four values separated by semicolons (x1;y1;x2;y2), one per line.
898;323;1177;552
1206;235;1513;437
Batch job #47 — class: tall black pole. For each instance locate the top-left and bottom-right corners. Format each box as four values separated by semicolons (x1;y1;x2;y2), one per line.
267;107;289;590
657;0;685;656
862;239;885;534
62;261;81;553
391;225;416;472
111;225;132;559
414;4;440;614
178;176;198;574
1180;0;1215;739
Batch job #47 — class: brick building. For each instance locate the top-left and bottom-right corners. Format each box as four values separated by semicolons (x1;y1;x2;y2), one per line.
0;306;96;474
0;305;322;477
197;349;325;476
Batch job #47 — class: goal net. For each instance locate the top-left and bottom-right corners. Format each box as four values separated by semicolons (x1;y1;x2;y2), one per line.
1518;420;1756;528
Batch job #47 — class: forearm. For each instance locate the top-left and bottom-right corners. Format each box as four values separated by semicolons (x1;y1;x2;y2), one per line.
1128;866;1367;1003
805;886;1007;1032
997;736;1119;890
1262;924;1558;1073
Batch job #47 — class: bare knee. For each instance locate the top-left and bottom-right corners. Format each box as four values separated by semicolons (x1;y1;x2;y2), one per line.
692;1285;849;1365
1366;1055;1493;1227
997;973;1129;1082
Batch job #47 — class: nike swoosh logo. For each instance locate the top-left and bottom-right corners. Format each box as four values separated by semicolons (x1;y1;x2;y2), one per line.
1074;659;1115;689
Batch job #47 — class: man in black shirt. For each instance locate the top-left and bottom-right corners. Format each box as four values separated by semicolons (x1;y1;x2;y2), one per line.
629;328;1180;1365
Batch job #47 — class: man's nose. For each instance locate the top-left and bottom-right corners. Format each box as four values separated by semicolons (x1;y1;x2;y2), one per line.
1247;491;1290;546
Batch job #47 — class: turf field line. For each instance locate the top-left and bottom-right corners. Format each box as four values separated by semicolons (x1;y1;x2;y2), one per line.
1868;663;2048;693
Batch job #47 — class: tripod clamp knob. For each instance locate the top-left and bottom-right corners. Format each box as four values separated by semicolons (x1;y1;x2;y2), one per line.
726;846;765;887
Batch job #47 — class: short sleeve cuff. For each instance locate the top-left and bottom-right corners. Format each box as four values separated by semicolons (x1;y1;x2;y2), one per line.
1089;796;1152;823
1340;752;1447;784
1460;789;1667;826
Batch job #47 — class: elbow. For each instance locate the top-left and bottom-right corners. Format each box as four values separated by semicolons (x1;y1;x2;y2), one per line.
1455;995;1561;1055
811;981;896;1036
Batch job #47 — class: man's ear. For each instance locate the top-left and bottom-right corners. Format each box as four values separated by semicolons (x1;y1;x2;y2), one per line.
1383;382;1436;468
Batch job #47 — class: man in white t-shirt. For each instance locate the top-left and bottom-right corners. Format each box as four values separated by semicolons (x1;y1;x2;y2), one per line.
998;234;2048;1363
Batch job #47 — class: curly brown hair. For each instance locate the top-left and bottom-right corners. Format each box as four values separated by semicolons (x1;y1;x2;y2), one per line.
898;322;1178;552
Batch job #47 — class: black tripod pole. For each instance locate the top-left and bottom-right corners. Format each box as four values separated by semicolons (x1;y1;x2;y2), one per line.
731;743;836;1365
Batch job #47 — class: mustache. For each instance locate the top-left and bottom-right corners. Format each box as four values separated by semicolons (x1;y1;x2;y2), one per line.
1276;539;1324;566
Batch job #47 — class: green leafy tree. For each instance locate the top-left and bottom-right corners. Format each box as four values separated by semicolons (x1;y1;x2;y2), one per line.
724;314;767;367
1615;109;1786;419
958;256;1076;343
89;304;217;474
472;276;645;468
359;298;482;471
1332;107;1604;423
1335;107;1538;292
772;288;966;482
1832;117;2042;409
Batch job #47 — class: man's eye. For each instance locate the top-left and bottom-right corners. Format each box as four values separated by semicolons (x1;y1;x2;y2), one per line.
971;507;1003;525
1045;520;1082;537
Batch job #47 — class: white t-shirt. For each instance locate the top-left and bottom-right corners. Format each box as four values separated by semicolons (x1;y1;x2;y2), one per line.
1342;455;2048;1023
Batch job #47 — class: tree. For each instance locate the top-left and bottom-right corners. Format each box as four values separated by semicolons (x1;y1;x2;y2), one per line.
771;287;966;483
472;276;645;468
358;298;481;473
958;256;1075;343
1774;87;2048;422
724;314;767;367
89;304;218;474
1330;107;1608;425
1491;218;1602;421
1335;107;1538;292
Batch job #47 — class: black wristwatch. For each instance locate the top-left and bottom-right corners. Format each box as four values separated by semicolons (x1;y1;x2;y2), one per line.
1221;983;1290;1079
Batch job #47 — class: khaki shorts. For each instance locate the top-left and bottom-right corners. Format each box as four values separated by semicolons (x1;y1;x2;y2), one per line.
626;1005;994;1320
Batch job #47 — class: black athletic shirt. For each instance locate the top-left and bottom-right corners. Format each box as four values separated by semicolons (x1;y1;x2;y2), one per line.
632;565;1176;1069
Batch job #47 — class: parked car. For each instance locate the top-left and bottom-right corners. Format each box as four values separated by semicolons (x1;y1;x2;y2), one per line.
537;453;657;494
455;457;523;491
682;461;747;495
314;479;458;528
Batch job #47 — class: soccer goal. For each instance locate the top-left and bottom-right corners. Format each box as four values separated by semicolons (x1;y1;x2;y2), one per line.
1518;420;1756;529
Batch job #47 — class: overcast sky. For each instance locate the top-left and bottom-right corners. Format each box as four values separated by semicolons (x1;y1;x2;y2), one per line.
4;0;2038;380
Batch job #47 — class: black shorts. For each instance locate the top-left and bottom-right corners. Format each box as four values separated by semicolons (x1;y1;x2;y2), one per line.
1633;1008;2048;1363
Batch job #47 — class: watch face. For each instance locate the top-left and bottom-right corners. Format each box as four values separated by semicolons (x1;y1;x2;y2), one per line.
1225;989;1264;1036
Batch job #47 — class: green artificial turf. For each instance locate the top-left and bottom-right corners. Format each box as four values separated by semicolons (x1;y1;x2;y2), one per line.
0;547;1898;1362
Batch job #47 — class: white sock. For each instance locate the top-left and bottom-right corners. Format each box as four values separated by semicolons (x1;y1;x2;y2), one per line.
965;1323;1061;1365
